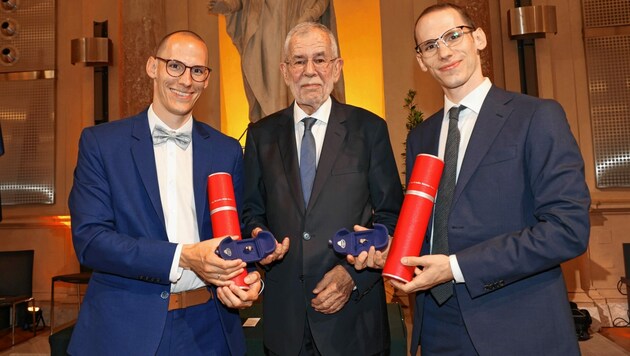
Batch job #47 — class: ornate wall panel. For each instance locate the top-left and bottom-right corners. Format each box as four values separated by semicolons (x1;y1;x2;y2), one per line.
583;0;630;28
583;0;630;187
0;0;56;204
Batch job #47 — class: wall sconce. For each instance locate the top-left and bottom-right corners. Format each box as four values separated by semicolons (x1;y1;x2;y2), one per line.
1;18;18;37
508;5;557;39
0;45;18;65
70;37;111;66
0;0;18;11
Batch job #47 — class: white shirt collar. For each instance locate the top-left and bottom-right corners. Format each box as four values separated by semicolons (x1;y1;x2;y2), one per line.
148;104;193;134
293;96;332;125
444;77;492;116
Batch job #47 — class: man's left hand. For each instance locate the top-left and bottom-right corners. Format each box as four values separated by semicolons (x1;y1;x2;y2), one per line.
216;270;262;309
311;265;355;314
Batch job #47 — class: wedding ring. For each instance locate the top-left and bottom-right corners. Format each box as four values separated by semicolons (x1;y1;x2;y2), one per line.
216;274;221;280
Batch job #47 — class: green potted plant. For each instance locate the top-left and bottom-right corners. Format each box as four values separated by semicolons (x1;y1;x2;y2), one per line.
401;89;424;185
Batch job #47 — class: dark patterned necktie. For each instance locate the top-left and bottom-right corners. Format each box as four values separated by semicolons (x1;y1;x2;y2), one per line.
152;125;192;150
300;117;317;205
430;105;464;305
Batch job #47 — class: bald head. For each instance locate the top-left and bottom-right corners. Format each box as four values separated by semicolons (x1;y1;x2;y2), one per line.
155;30;208;62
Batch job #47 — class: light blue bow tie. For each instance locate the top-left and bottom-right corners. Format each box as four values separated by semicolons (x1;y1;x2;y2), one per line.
152;125;192;150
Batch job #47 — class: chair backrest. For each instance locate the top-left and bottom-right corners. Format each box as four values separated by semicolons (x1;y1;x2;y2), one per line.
0;250;34;297
79;264;92;274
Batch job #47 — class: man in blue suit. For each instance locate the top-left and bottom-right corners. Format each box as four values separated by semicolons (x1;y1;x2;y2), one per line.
353;3;590;355
403;4;590;355
68;30;262;355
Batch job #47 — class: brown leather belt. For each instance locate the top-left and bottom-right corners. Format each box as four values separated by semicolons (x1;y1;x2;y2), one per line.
168;287;213;311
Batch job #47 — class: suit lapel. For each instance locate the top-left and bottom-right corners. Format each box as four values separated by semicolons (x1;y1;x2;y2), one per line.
192;120;213;235
421;111;443;156
309;100;347;210
453;86;513;205
130;114;165;228
276;107;306;211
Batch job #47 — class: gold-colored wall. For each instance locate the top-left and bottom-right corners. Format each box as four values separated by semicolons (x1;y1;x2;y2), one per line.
217;15;248;143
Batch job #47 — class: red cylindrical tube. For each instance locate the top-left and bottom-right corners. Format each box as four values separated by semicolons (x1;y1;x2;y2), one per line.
208;172;248;289
382;154;443;283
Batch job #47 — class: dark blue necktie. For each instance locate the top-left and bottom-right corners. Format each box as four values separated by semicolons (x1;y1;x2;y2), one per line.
430;105;464;305
152;125;192;150
300;117;317;205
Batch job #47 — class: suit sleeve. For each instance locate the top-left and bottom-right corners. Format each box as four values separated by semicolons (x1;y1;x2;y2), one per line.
242;125;269;238
69;129;176;284
231;139;245;230
456;100;590;298
344;118;404;295
368;119;404;234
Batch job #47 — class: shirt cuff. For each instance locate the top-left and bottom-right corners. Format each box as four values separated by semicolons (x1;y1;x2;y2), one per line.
258;278;265;295
169;243;184;283
449;254;465;283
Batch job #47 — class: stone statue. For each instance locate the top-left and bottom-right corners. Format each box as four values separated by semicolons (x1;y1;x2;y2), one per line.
209;0;345;122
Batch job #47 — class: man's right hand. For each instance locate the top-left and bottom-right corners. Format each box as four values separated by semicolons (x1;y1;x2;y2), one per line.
252;227;290;265
180;238;246;286
346;225;391;270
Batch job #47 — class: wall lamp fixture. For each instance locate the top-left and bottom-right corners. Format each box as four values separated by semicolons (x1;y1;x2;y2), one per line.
508;5;557;40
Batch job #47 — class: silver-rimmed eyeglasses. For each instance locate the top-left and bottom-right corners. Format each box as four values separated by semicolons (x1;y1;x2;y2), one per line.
415;26;475;57
285;57;338;72
155;57;211;82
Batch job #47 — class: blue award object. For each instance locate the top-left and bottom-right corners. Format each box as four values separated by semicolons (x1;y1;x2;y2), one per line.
330;224;389;256
216;231;277;263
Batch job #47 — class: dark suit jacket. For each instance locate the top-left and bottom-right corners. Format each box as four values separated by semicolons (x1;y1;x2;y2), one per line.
243;99;403;355
407;86;590;355
68;111;246;356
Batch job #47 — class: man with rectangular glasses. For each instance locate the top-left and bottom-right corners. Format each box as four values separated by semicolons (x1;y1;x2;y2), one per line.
352;3;590;355
403;4;590;355
242;22;403;355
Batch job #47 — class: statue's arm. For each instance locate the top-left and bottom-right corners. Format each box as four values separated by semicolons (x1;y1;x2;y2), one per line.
208;0;243;14
297;0;330;22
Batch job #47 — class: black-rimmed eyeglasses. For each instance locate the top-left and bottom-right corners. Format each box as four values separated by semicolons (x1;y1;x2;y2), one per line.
155;57;211;82
415;26;475;57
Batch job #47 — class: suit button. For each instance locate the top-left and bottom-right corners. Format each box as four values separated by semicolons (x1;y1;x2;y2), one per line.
302;232;311;241
160;291;169;299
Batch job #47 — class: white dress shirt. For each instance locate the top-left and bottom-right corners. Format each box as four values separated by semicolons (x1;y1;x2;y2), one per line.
293;96;333;166
434;78;492;283
148;105;205;293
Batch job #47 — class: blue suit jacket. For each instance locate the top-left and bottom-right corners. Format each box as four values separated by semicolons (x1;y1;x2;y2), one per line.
406;86;590;355
68;111;246;356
